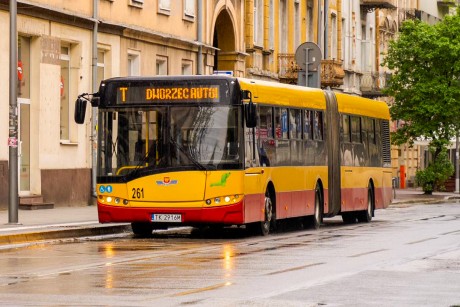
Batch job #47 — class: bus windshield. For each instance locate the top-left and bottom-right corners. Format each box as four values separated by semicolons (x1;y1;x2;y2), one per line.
98;105;243;180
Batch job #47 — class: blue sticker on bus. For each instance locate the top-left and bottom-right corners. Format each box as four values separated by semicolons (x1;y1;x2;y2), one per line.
99;185;113;193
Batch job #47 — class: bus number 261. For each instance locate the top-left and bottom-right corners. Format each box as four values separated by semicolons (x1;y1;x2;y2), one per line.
132;188;144;199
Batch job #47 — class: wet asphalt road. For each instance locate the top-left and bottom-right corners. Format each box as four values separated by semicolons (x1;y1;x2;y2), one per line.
0;202;459;306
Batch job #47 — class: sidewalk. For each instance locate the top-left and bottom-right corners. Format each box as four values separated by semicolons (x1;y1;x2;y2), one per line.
0;205;130;247
1;188;459;247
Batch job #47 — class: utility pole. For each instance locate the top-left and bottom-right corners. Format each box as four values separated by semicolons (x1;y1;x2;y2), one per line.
8;0;19;224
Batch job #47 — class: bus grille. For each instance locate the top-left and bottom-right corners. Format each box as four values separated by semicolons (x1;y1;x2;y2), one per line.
382;120;391;166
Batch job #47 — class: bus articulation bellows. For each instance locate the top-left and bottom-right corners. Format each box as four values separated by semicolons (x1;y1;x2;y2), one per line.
75;76;392;236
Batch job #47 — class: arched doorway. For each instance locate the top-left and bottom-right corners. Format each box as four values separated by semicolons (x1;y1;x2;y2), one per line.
212;10;236;73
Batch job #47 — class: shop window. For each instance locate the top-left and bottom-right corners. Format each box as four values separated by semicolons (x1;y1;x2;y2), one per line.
18;36;30;99
60;45;71;141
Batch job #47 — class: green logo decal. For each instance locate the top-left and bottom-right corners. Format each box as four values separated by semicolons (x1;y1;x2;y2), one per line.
210;172;231;187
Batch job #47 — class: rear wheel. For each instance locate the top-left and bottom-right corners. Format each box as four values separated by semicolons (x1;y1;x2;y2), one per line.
357;188;374;223
312;187;323;229
131;222;153;236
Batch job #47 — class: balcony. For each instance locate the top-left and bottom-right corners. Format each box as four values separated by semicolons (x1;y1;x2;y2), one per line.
278;53;299;84
361;0;396;11
437;0;457;7
360;72;391;97
278;54;345;87
321;60;345;88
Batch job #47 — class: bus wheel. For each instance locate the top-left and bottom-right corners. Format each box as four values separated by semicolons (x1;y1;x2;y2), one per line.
248;190;274;236
260;191;274;236
312;187;323;229
358;188;374;223
342;212;357;224
131;222;153;236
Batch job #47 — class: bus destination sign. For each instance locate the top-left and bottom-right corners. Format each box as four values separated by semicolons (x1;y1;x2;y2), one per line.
117;85;220;104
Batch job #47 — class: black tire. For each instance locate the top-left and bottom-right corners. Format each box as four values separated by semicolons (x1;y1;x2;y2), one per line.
342;212;357;224
131;222;153;236
312;187;323;229
357;188;374;223
249;189;274;236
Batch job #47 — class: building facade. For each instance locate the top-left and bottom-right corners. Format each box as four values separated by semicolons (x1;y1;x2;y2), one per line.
0;0;248;208
2;0;457;208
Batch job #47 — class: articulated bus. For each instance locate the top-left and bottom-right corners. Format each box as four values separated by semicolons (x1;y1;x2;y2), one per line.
75;75;392;236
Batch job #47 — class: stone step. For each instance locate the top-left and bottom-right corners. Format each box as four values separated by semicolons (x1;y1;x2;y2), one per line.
19;195;54;210
19;202;54;210
19;195;44;205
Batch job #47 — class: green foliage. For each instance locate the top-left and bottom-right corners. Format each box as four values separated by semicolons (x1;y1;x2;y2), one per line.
415;149;454;193
383;9;460;150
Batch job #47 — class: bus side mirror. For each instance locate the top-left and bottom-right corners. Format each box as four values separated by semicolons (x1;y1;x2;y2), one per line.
74;97;87;124
243;90;257;128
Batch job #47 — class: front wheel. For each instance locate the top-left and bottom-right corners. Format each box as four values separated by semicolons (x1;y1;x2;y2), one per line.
249;190;275;236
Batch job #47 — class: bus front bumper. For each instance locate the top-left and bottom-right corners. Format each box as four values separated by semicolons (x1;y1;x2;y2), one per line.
97;201;245;225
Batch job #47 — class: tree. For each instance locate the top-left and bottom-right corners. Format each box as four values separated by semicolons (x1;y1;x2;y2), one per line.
383;9;460;191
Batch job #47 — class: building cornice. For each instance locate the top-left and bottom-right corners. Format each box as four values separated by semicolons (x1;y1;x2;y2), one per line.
0;0;215;51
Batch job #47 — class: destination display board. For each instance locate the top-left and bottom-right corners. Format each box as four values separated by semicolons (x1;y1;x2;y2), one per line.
114;84;221;104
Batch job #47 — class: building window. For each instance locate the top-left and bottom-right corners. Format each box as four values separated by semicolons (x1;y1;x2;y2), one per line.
269;0;274;50
254;0;264;46
18;36;31;99
306;0;314;42
130;0;143;8
184;0;195;20
128;51;140;76
279;0;287;53
97;49;105;87
159;0;171;15
60;45;70;141
156;56;168;75
295;1;300;49
331;13;337;60
181;60;192;75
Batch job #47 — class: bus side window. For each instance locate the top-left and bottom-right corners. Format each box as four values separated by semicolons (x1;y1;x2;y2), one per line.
304;110;312;140
342;115;351;143
351;116;362;143
313;111;323;141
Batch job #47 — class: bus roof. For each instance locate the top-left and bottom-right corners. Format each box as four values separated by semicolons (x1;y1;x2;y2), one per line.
335;93;390;120
237;78;389;120
237;78;327;110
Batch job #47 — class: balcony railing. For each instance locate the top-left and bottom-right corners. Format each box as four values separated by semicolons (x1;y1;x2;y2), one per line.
278;54;345;88
437;0;457;7
321;60;345;88
360;0;396;10
278;53;299;82
360;72;392;97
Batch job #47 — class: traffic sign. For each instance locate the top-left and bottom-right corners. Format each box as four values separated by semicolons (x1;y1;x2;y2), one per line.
295;42;322;72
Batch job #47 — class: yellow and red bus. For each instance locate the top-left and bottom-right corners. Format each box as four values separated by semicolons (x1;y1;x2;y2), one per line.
75;76;392;236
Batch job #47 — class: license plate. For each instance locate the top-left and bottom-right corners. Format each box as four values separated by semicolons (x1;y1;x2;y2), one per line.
152;214;182;223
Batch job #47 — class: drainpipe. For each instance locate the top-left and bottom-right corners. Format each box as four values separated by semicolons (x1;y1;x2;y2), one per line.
197;0;203;75
91;0;99;200
324;0;329;59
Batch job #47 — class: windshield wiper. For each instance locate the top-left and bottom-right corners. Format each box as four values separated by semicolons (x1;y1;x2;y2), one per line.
169;137;207;171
